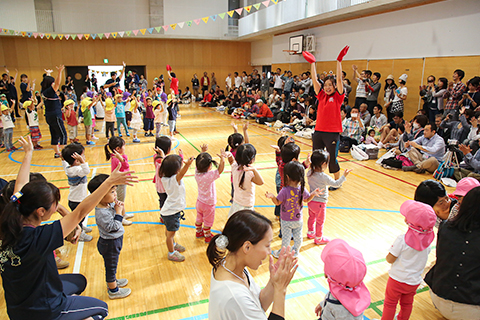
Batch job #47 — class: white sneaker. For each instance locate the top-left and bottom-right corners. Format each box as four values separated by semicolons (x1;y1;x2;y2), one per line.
92;135;99;140
122;219;132;226
124;213;134;219
108;287;131;299
82;225;93;233
117;278;128;287
79;230;93;242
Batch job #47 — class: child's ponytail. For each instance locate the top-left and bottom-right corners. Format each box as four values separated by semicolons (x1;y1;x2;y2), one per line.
299;173;305;206
105;137;125;161
104;144;112;161
283;161;306;205
235;144;257;190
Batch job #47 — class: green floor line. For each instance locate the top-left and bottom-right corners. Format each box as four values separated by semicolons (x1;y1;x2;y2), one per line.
0;133;29;154
178;132;201;153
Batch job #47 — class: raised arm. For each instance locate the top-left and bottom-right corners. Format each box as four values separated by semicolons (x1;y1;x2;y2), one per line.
302;51;322;95
335;46;349;95
117;61;126;81
53;65;64;92
13;137;34;193
176;156;195;183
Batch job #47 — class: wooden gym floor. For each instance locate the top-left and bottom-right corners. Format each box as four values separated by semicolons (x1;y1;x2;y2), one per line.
0;102;451;320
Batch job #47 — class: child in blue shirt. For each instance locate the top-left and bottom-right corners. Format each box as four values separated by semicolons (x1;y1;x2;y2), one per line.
114;94;129;137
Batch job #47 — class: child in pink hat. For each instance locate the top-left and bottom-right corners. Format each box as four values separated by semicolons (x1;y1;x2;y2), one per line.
448;177;480;220
315;239;371;319
381;200;436;320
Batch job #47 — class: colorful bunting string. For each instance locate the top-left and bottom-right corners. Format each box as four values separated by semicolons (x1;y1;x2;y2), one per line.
2;0;282;40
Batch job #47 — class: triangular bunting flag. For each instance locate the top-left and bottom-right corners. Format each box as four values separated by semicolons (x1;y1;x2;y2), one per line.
3;29;8;34
77;34;83;40
27;32;32;38
194;19;201;25
210;15;217;21
92;34;97;39
140;29;146;35
52;34;57;39
219;12;226;19
21;31;26;37
253;3;261;10
227;10;234;17
235;8;243;16
98;33;103;39
245;5;252;12
202;17;209;24
46;34;51;39
262;0;270;7
71;34;76;40
162;25;169;32
0;28;2;33
40;33;45;39
85;34;90;40
66;34;71;40
155;26;162;33
118;32;124;37
58;34;63;39
186;21;192;27
105;33;110;39
271;0;278;4
112;32;117;38
33;33;38;38
178;22;185;28
147;28;154;34
170;24;177;30
126;31;132;36
132;30;138;36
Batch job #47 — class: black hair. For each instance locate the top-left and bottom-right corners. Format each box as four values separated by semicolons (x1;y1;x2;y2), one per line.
186;86;190;90
20;74;27;79
206;210;272;271
104;137;126;161
393;111;404;119
414;179;446;208
469;76;480;87
413;115;429;128
87;174;109;193
384;78;397;91
374;104;383;113
324;75;337;90
0;181;60;250
364;70;372;77
368;128;376;136
436;77;448;91
110;71;116;77
280;143;300;163
171;72;176;78
283;161;306;205
397;123;405;133
310;149;329;174
158;154;182;178
340;105;346;113
426;122;437;133
449;187;480;232
61;143;85;166
196;152;218;173
155;136;172;157
235;144;257;190
454;69;465;80
373;72;381;80
277;136;288;149
41;76;55;93
351;105;360;111
342;71;346;77
227;133;244;151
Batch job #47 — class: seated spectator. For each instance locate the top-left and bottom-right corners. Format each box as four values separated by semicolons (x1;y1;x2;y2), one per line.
440;106;473;145
379;111;405;146
251;99;274;124
365;129;378;145
402;123;446;174
200;90;213;107
181;87;192;104
359;103;371;126
341;106;365;145
244;99;259;119
454;142;480;182
369;104;387;141
387;124;406;154
403;114;428;143
290;94;306;122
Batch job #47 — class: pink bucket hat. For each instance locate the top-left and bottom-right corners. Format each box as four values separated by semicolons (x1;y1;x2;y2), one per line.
453;177;480;197
321;239;371;317
400;200;436;251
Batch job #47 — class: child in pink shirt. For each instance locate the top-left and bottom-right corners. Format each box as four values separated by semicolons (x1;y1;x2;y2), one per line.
195;145;225;243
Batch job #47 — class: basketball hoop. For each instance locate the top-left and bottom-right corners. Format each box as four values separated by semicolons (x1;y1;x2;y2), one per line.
283;50;298;55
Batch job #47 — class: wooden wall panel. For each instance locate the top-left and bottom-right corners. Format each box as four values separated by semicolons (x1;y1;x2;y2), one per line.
0;37;251;94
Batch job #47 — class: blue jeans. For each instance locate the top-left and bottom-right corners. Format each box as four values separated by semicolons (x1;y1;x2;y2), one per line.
117;117;129;135
97;236;123;283
4;128;13;150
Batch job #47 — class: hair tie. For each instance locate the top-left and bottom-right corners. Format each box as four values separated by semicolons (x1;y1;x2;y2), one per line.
216;235;229;251
10;192;23;203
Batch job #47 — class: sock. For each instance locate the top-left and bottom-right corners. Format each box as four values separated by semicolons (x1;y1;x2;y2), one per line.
109;286;119;293
168;251;176;255
195;223;202;233
203;227;211;237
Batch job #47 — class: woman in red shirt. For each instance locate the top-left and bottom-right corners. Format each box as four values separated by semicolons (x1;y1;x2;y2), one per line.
304;46;349;181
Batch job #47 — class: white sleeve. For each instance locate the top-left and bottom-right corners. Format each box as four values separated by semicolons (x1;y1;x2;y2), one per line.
389;235;404;258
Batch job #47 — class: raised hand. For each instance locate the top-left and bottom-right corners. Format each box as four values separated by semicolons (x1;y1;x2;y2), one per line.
200;144;208;152
72;152;86;164
109;163;139;186
56;65;65;72
166;64;172;72
243;122;249;131
270;144;281;152
178;148;184;158
153;147;165;158
343;168;353;177
302;51;316;64
18;136;34;154
265;191;276;199
336;45;350;62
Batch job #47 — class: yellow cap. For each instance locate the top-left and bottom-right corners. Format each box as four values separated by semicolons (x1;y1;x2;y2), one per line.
105;98;115;111
1;104;8;112
81;98;92;112
64;99;75;107
115;94;122;100
23;101;33;108
152;100;160;108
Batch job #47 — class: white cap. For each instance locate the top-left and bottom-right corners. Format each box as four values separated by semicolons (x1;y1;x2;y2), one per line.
399;74;408;82
256;99;263;103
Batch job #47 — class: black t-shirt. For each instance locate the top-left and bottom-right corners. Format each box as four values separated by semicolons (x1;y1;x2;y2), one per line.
9;83;18;100
388;119;405;130
20;82;32;102
0;79;9;96
42;86;62;117
105;78;118;93
1;220;66;320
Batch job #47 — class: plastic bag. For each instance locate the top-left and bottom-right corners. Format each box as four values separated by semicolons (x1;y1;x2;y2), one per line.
351;145;369;161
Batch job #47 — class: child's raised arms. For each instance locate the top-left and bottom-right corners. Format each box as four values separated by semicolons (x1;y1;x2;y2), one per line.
200;144;208;152
243;164;264;186
176;156;195;183
216;149;226;175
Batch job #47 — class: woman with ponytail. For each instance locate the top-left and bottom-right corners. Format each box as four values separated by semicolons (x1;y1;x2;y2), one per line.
206;210;298;320
0;136;138;320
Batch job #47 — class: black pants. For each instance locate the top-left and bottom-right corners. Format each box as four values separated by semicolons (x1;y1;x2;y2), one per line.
366;100;377;116
68;201;85;226
355;97;367;108
312;131;340;174
106;121;115;138
97;236;123;283
46;115;68;146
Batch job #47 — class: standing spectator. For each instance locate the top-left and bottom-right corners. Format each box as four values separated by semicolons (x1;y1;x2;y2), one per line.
260;72;269;98
65;75;74;91
366;72;381;115
8;70;21;118
91;73;98;92
272;68;284;95
460;77;480;111
384;74;398;122
419;75;436;121
234;72;242;89
201;72;210;93
84;74;91;89
20;74;34;107
391;74;408;115
301;72;312;96
139;74;147;90
443;69;467;120
224;73;232;92
282;71;294;99
352;65;368;108
342;71;352;107
211;72;217;91
104;62;126;93
251;74;261;91
191;74;200;98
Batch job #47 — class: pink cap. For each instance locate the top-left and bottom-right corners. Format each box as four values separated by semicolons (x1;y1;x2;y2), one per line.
321;239;371;317
453;177;480;197
400;200;436;251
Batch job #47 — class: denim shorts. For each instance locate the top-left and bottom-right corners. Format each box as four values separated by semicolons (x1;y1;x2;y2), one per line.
161;211;185;232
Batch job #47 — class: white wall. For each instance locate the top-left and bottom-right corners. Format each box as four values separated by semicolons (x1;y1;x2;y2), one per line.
0;0;37;31
272;0;480;64
163;0;228;38
251;37;273;66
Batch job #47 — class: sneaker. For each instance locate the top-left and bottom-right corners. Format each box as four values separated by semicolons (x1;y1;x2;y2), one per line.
168;251;185;262
124;213;134;219
271;250;280;259
108;287;131;299
402;165;417;172
79;230;93;242
205;235;213;243
414;167;426;174
11;146;17;151
122;219;132;226
116;278;128;287
55;256;70;269
307;231;315;239
86;141;95;145
196;230;204;238
328;186;340;191
126;133;130;137
82;225;93;233
314;237;331;245
119;134;123;137
54;153;61;158
174;243;186;252
92;135;99;140
133;138;140;143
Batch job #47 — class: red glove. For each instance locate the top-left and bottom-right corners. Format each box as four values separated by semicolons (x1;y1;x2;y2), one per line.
336;45;349;62
166;65;172;72
302;51;316;64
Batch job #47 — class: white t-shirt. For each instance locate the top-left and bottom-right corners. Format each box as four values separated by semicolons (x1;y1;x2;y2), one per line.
225;76;232;89
234;76;242;88
1;113;15;129
393;86;408;102
388;234;431;286
160;174;186;216
273;75;284;90
208;269;267;320
232;162;255;207
26;109;39;127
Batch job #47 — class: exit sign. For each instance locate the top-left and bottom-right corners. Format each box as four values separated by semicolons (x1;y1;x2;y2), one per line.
103;59;108;63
